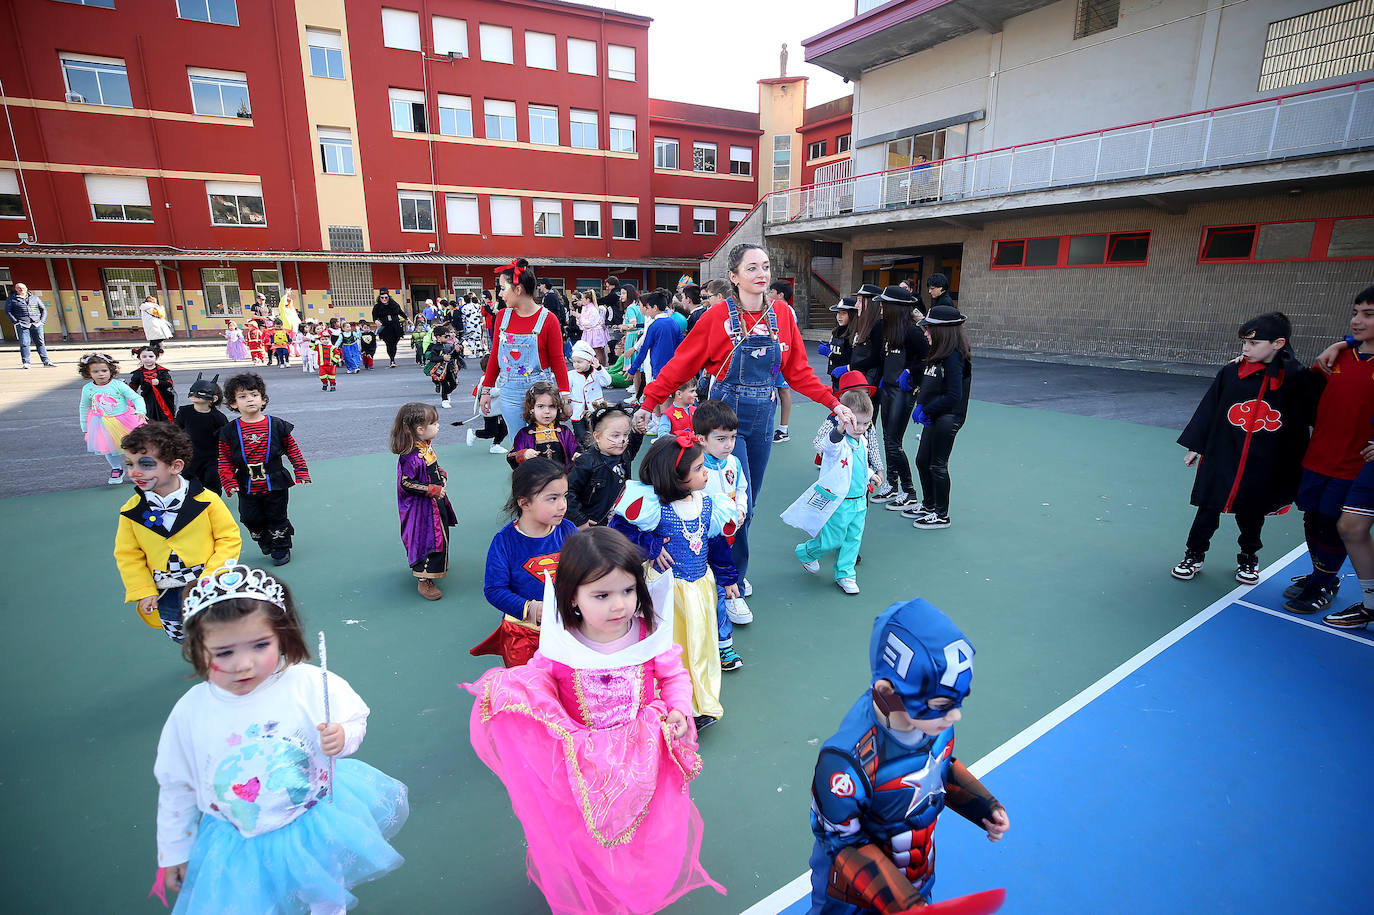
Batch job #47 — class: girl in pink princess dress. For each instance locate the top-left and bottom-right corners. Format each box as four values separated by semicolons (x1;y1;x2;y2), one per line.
224;321;249;361
462;527;723;915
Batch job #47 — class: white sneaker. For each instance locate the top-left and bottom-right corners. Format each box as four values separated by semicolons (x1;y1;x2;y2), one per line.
106;468;124;485
799;555;820;574
465;428;477;447
741;578;753;597
837;578;860;595
726;597;753;625
489;443;509;454
441;399;452;408
20;363;29;370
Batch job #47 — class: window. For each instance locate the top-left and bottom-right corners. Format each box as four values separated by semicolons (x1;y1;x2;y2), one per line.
382;8;421;50
573;200;600;238
1198;217;1374;263
654;204;679;233
1328;217;1374;258
389;88;426;132
567;37;597;75
692;207;716;234
611;203;637;240
0;170;24;218
103;267;158;319
655;138;679;169
609;114;635;153
484;99;516;141
808;140;827;160
60;54;131;108
186;68;250;118
480;24;513;63
399;191;434;232
178;0;237;26
772;135;791;191
445;193;479;234
729;208;747;226
1074;0;1119;40
307;28;345;79
528;104;559;145
437;94;472;137
489;195;521;235
433;16;468;57
729;145;752;175
85;175;152;222
206;180;265;226
992;231;1150;269
570;109;598;149
318;127;355;174
693;142;717;173
252;269;281;308
1260;1;1374;91
608;43;635;81
837;134;851;154
526;31;556;70
533;198;562;236
201;268;242;317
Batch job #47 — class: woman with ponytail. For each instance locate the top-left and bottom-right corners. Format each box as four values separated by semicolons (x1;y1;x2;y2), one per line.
478;258;572;436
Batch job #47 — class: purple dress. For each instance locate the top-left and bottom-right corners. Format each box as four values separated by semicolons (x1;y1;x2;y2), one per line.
397;445;457;577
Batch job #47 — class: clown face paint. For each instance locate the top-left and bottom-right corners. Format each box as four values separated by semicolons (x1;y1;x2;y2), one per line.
124;449;184;497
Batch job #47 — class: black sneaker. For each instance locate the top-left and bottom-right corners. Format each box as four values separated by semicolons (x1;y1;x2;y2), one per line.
1283;574;1315;599
885;494;919;511
913;513;951;530
772;429;790;443
271;549;291;566
1323;602;1374;629
719;646;743;671
693;715;717;733
1171;553;1204;580
1235;554;1260;585
1283;580;1339;615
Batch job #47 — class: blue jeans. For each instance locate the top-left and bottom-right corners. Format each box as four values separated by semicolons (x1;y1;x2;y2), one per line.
16;325;48;364
714;382;776;580
497;382;530;443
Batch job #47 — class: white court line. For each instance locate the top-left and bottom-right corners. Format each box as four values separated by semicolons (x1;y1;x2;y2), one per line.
1234;599;1374;647
739;541;1310;915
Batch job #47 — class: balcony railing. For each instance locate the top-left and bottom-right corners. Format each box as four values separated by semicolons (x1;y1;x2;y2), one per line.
766;78;1374;226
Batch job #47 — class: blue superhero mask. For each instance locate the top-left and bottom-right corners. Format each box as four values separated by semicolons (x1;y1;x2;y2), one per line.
868;597;974;720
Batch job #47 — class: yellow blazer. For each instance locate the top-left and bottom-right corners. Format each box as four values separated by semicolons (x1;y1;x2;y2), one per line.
113;481;242;603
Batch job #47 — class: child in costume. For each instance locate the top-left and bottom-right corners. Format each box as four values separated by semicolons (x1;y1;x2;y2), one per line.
606;338;632;389
217;373;311;566
817;298;857;392
359;322;378;369
78;352;147;484
576;291;609;363
1173;311;1320;585
224;321;248;362
245;320;268;365
566;405;644;528
113;422;241;642
815;372;887;495
340;322;363;373
809;598;1008;914
567;341;611;442
391;402;457;602
905;306;972;530
292;325;308;365
661;378;698;439
479;458;579;667
787;386;881;596
693;400;750;667
462;527;723;915
460;297;487;358
508;380;579;471
411;320;429;365
460;356;510;454
301;322;320;375
152;562;408;913
271;320;291;367
611;433;738;731
423;324;461;409
130;346;177;424
312;330;341;392
174;374;229;494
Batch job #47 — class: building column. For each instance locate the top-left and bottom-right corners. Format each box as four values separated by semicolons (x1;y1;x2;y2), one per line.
839;243;865;299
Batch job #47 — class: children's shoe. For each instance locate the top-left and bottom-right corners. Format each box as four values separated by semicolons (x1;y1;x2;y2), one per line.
885;493;918;511
441;399;452;408
741;578;753;597
1171;553;1204;581
1283;579;1339;615
693;714;717;733
1283;574;1315;599
726;597;753;625
271;549;291;566
913;513;951;530
489;443;509;454
465;428;477;447
773;429;790;443
106;468;125;485
1323;602;1374;629
418;579;442;601
799;554;821;574
871;483;896;503
836;577;860;595
1235;554;1260;585
719;646;744;671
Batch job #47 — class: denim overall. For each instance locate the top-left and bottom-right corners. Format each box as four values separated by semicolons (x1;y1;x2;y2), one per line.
495;307;554;436
710;297;781;579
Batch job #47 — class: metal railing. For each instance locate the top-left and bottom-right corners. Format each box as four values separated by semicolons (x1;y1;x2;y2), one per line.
766;78;1374;225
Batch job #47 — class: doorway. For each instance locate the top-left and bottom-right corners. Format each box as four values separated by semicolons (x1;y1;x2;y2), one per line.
409;284;438;318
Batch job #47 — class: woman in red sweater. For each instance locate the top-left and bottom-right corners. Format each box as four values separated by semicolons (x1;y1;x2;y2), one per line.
479;258;571;437
634;243;859;584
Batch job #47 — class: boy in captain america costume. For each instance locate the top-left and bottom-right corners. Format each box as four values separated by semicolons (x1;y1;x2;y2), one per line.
809;598;1009;914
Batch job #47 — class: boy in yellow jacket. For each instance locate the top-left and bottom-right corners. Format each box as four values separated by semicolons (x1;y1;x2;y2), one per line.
113;422;241;641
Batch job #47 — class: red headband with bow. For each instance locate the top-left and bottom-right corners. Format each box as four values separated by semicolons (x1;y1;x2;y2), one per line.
495;259;526;284
673;427;697;467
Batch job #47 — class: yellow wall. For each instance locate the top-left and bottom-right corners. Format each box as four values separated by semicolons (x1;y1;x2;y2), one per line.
758;77;807;194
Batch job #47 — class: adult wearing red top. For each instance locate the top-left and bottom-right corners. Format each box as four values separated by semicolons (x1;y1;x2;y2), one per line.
479;258;571;436
634;243;859;583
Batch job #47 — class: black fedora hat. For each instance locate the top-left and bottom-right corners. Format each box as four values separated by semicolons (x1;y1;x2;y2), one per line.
876;285;919;306
919;304;965;326
853;283;882;298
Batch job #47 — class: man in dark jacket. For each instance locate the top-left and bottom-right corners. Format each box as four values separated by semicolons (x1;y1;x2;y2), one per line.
5;283;55;368
925;273;955;312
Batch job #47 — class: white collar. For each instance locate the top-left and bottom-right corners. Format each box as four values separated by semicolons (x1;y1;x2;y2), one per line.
537;571;675;669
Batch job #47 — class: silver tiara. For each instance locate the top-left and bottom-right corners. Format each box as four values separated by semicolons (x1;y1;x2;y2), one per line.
182;561;286;623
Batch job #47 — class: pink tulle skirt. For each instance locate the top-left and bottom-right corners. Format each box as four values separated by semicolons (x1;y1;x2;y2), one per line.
463;664;723;915
85;405;146;454
226;337;249;360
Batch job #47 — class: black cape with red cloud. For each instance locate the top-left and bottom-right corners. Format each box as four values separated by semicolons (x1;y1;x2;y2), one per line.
1178;352;1324;514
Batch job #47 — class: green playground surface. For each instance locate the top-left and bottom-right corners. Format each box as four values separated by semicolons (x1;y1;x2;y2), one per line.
0;395;1302;913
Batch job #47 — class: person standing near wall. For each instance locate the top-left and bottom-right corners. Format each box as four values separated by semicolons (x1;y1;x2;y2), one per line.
139;294;174;357
5;283;56;368
372;288;406;368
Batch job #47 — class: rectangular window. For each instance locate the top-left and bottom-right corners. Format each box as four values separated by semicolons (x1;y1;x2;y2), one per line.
178;0;238;26
730;145;752;175
480;24;514;63
655;138;679;170
0;169;25;218
484;99;516;141
60;54;132;108
252;269;281;308
573;200;600;238
608;43;635;81
307;28;345;79
808;140;827;160
654;204;679;233
445;193;479;234
201;268;242;317
437;94;473;137
188;68;250;118
837;134;851;154
389;87;426;132
399;190;434;232
1260;1;1374;91
526;31;556;70
381;7;421;51
533;198;562;236
1074;0;1119;40
609;113;635;153
206;180;265;226
567;37;597;75
570;109;598;149
729;208;747;226
992;231;1150;269
102;267;157;319
1197;217;1374;263
528;104;559;145
611;203;637;240
693;142;717;173
85;174;152;222
692;207;716;234
433;16;468;57
489;195;522;235
317;127;355;174
1328;217;1374;259
772;134;791;190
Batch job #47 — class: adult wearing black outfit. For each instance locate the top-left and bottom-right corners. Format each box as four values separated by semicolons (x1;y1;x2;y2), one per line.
871;285;929;511
539;279;572;357
599;278;625;329
372;288;406;367
836;283;883;391
905;303;972;530
926;273;955;311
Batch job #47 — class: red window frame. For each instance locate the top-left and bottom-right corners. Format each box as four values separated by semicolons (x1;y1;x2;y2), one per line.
990;230;1151;270
1197;216;1374;264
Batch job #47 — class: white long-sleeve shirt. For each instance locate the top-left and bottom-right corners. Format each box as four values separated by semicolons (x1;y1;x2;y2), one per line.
703;452;749;522
568;366;611;421
153;663;369;866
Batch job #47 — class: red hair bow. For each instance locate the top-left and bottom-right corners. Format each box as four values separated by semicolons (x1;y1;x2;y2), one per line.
495;259;524;282
673;427;696;466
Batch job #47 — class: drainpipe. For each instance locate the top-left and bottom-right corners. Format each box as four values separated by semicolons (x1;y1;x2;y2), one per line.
65;257;89;341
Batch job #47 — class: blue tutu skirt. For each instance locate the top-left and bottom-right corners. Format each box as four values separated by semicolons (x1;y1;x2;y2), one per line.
173;759;408;914
340;343;363;372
